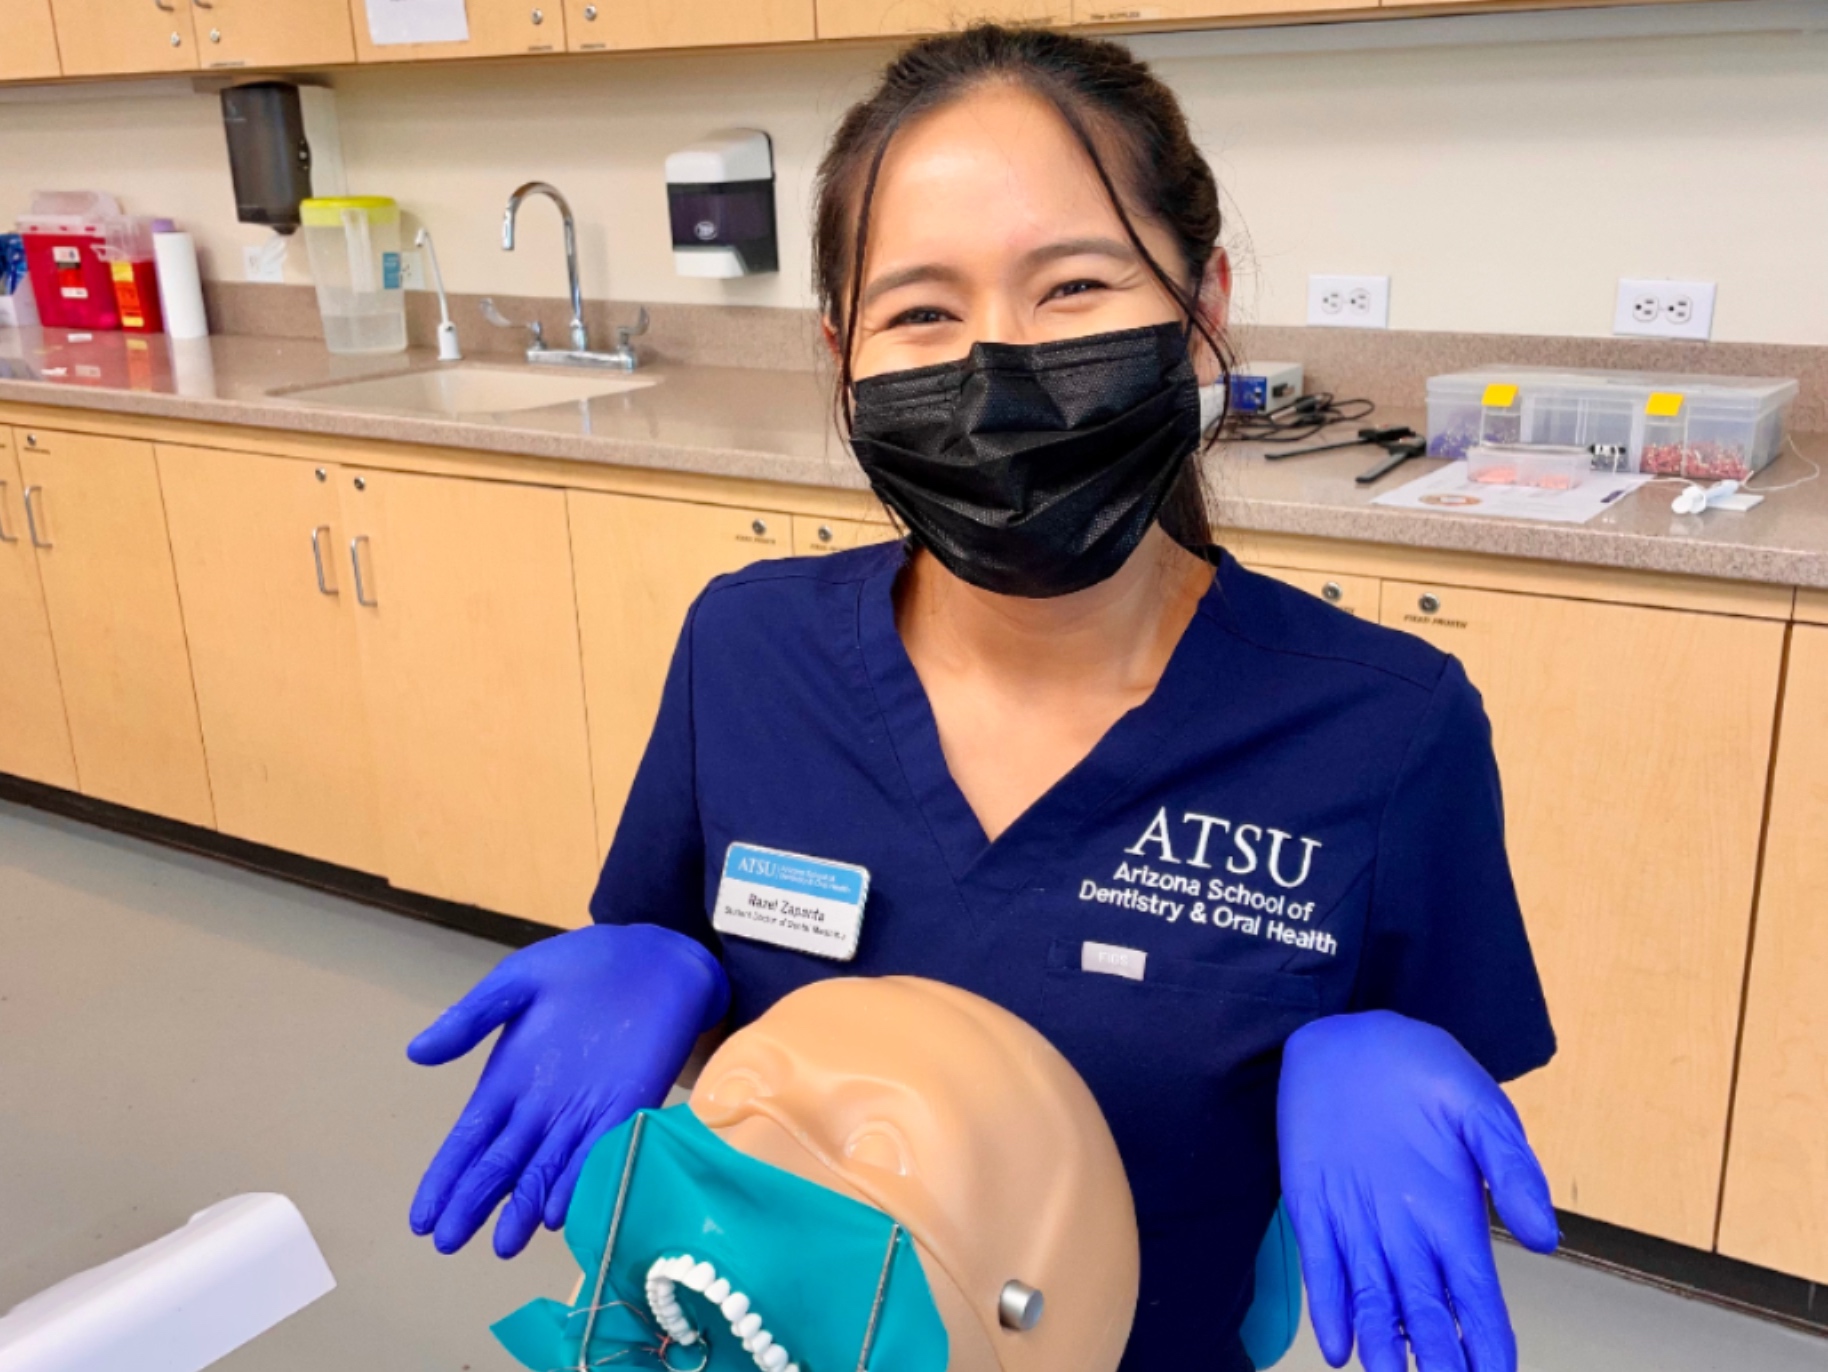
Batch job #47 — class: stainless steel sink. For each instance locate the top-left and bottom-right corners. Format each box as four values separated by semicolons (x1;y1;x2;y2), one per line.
278;365;657;418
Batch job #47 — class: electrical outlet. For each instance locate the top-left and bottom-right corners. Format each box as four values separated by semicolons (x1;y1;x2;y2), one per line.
242;240;287;284
1308;274;1390;329
1614;278;1715;341
398;249;425;291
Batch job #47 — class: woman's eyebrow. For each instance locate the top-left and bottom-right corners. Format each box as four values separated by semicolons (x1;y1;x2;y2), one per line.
859;237;1139;310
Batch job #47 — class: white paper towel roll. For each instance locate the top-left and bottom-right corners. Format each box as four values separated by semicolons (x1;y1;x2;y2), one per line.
152;231;208;340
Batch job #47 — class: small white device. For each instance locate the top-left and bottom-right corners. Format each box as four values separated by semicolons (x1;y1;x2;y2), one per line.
1230;362;1304;414
664;130;778;279
1672;480;1762;515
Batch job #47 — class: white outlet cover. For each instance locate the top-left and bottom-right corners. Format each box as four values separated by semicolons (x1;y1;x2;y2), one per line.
243;238;287;285
1308;274;1390;329
1614;278;1715;341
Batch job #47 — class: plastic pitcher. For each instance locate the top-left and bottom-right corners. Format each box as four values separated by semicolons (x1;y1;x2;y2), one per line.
300;196;406;355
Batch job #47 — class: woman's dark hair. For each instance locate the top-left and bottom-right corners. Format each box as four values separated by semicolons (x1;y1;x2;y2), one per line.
813;23;1231;549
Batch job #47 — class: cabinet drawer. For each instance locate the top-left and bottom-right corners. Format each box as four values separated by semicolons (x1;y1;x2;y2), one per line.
791;513;898;558
1249;564;1378;619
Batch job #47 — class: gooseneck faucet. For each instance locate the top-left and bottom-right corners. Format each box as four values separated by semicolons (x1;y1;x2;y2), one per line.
502;181;588;353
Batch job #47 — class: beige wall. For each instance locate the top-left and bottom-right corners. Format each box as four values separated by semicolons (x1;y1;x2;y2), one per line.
2;21;1825;343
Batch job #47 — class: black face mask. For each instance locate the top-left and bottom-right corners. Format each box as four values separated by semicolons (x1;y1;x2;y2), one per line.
848;321;1202;599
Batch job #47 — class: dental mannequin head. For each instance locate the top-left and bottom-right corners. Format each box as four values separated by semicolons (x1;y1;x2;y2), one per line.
691;977;1139;1372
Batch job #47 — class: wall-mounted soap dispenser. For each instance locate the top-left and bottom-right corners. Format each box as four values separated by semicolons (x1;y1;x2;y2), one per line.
664;130;777;278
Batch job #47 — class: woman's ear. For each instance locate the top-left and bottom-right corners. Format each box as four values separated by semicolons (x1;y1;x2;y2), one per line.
1198;248;1231;337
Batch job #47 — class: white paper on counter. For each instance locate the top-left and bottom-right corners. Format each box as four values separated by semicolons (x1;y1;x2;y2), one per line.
1372;462;1652;525
365;0;469;45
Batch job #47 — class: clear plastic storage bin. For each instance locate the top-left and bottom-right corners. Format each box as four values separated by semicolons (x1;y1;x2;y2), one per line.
1466;443;1589;490
1427;367;1797;479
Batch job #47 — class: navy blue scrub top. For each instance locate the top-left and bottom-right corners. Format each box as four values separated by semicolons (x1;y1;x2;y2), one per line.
591;541;1555;1371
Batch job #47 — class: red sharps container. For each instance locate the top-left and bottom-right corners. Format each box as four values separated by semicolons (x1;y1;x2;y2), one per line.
103;217;165;333
18;191;125;330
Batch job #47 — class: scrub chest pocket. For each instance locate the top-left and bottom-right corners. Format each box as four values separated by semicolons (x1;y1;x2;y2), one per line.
1037;939;1321;1221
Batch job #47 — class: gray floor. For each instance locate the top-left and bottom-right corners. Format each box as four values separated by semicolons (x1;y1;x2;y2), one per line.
2;799;1824;1371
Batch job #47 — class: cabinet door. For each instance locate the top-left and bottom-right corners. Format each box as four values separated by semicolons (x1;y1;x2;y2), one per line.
48;0;197;75
1247;564;1378;620
341;468;597;927
567;0;811;50
158;447;382;874
200;0;353;69
815;0;1065;39
0;433;76;789
15;428;213;826
1718;625;1828;1282
1379;580;1783;1248
1074;0;1372;23
570;494;791;853
0;0;63;80
790;512;897;558
349;0;562;61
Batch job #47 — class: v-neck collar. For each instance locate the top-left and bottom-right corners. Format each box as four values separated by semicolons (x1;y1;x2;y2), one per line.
855;543;1227;911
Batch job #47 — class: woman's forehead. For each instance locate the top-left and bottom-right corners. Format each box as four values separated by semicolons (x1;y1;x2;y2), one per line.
863;84;1132;270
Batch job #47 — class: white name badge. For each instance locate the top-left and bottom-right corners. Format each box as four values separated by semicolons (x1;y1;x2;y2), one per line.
712;842;871;962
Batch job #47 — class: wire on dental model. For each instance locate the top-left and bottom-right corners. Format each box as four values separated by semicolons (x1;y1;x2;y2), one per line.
574;1113;649;1372
854;1224;904;1372
646;1254;800;1372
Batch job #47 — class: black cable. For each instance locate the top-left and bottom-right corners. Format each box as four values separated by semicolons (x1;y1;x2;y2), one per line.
1221;391;1377;445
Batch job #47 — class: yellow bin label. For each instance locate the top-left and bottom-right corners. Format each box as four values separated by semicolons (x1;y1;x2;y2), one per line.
1647;391;1685;417
1481;383;1519;408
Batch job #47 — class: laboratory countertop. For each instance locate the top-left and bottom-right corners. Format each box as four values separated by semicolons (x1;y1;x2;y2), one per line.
3;326;1827;590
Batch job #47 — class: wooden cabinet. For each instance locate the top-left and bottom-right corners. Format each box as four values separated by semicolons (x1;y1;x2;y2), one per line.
1379;579;1784;1248
566;0;812;51
815;0;1066;39
570;494;791;851
790;511;895;557
196;0;354;69
1248;564;1378;619
349;0;563;61
1718;624;1828;1282
1074;0;1372;23
13;428;213;826
48;0;197;75
339;468;597;926
0;0;63;80
0;431;76;789
157;446;382;874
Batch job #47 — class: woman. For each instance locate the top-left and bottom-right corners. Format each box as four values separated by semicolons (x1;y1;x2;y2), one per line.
406;26;1559;1372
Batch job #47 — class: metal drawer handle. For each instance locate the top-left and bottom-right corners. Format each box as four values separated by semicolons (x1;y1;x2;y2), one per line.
23;485;50;549
1419;593;1441;615
583;3;597;16
0;482;15;545
310;525;337;596
530;6;544;21
1322;580;1343;603
816;524;834;544
350;535;377;607
751;518;768;537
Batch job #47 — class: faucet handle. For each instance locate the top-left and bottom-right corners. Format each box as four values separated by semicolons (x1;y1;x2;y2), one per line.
480;297;545;350
615;306;650;351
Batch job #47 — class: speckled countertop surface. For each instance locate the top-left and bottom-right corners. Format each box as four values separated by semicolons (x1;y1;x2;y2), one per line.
4;326;1827;589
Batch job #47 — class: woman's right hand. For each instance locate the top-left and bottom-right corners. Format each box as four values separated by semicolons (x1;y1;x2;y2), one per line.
406;922;729;1257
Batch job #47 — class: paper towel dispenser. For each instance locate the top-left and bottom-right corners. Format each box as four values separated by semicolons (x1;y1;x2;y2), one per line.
664;130;777;278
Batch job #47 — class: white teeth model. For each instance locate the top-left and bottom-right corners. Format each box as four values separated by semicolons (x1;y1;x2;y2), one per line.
645;1254;796;1371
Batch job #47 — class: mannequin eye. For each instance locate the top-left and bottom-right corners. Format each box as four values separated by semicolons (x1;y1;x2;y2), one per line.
842;1123;913;1177
694;1067;775;1125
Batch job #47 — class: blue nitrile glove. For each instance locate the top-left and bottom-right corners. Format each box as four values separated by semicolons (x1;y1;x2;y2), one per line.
1278;1010;1559;1372
407;922;729;1258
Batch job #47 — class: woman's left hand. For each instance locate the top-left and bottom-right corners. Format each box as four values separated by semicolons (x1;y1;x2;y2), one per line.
1277;1010;1559;1372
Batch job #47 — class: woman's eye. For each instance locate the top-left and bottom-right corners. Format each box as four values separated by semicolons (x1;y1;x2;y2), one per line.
885;306;954;329
1046;279;1107;302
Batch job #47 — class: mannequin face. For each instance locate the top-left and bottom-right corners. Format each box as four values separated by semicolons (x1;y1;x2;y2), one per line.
690;977;1138;1372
